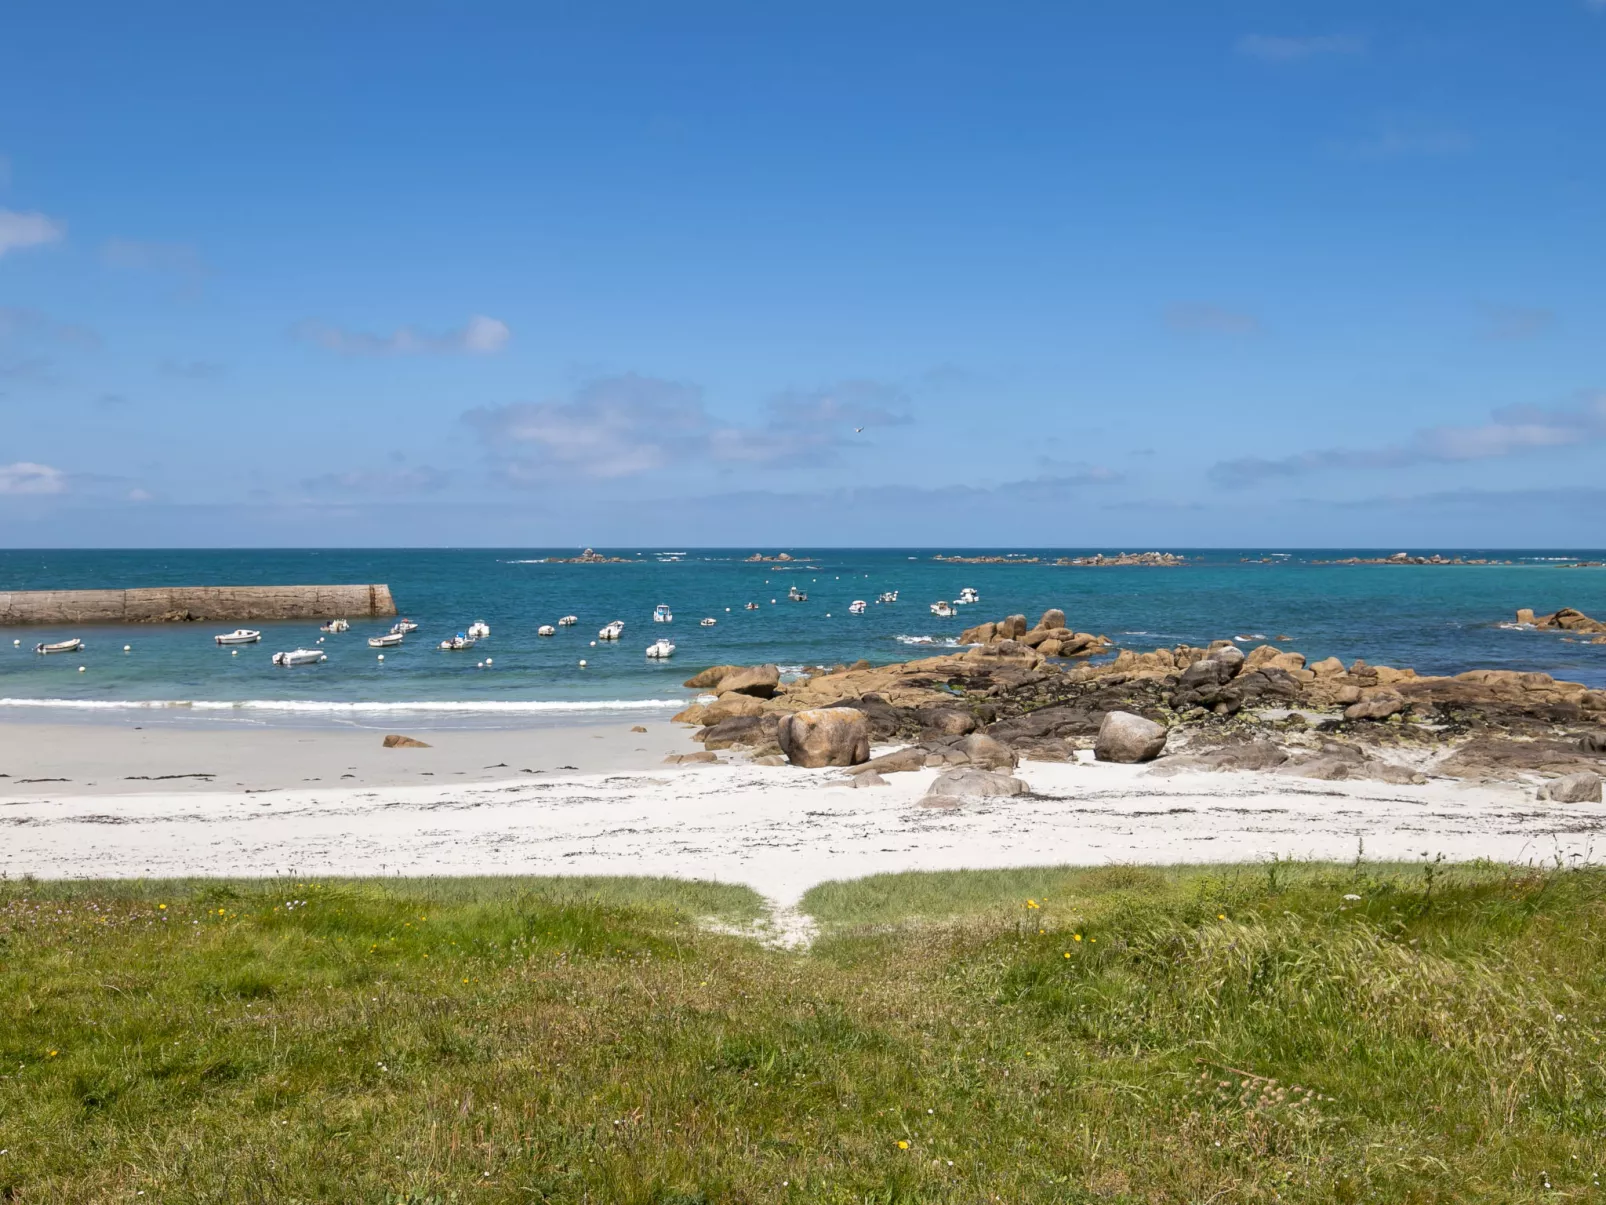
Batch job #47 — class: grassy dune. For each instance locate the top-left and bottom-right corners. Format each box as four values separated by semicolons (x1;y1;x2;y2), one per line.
2;862;1603;1203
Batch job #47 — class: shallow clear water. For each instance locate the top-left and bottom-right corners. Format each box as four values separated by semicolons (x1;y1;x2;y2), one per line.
3;548;1604;723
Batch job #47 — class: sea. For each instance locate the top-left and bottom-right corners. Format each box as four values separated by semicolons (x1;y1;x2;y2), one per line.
2;548;1604;728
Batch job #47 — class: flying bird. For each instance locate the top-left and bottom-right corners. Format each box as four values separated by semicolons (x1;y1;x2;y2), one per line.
853;426;864;433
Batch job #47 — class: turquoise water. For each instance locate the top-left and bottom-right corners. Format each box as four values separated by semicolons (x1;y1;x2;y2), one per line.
3;548;1604;724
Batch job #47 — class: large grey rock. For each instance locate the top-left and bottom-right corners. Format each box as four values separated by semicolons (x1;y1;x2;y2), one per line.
916;708;977;737
1207;644;1246;677
1344;690;1406;721
1539;772;1603;803
921;768;1029;806
999;614;1028;640
1094;711;1168;763
1036;608;1066;632
952;732;1018;771
1580;732;1606;754
851;746;929;776
715;664;781;698
777;707;870;768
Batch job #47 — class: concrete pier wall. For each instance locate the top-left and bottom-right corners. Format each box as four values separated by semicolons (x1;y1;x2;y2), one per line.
0;584;397;625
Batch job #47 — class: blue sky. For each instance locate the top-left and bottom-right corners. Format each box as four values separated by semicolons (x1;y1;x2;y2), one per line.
1;1;1603;547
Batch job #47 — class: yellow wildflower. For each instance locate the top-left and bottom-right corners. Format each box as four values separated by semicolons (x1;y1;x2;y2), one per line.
158;904;166;910
1073;934;1082;942
897;1140;909;1149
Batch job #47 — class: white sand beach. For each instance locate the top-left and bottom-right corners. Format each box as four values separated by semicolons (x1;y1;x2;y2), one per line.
3;720;1599;905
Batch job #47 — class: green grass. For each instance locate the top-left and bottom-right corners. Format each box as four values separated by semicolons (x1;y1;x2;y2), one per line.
2;864;1603;1203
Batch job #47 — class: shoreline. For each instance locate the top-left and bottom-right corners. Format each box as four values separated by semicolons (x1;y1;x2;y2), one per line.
3;750;1597;904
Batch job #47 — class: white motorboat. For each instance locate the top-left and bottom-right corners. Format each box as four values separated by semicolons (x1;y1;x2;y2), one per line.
848;599;867;614
558;615;578;626
958;587;979;605
653;603;673;623
35;637;84;655
467;621;491;639
368;632;404;648
744;602;760;611
700;617;717;626
391;618;419;634
271;648;326;667
538;624;557;637
320;618;350;633
214;629;261;645
788;586;808;602
645;638;675;658
930;601;955;618
598;620;625;641
439;633;477;651
877;591;899;604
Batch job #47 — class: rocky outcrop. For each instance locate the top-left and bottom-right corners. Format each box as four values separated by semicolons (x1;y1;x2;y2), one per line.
1539;772;1602;803
777;708;870;768
957;607;1111;659
1053;552;1186;567
0;584;396;625
544;548;640;563
921;768;1029;806
1094;711;1169;763
1516;607;1606;634
744;552;796;562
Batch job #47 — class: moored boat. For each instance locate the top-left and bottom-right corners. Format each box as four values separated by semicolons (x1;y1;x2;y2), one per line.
957;587;979;605
271;648;326;666
788;586;807;602
467;621;491;639
538;624;557;637
438;633;477;650
700;617;717;626
391;618;419;634
598;620;625;641
558;615;578;626
214;629;261;645
320;618;350;633
645;638;675;658
368;632;404;648
744;602;760;610
35;637;84;655
930;600;955;618
849;599;867;614
653;603;673;623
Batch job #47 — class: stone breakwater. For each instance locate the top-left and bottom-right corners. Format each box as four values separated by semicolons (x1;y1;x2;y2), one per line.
0;584;396;625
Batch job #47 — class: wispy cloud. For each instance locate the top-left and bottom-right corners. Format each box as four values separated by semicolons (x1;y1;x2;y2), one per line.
301;465;451;495
1236;34;1363;62
0;209;65;258
102;238;210;294
158;359;226;380
1210;393;1606;487
1480;304;1555;341
467;374;912;482
0;306;100;348
0;461;67;495
0;356;56;385
295;314;511;356
1340;118;1472;159
1166;303;1261;336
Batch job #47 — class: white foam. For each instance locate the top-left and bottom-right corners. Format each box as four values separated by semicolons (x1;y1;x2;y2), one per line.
893;634;964;647
0;697;683;715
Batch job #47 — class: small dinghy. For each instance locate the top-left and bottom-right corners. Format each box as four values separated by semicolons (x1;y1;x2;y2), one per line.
700;617;717;626
744;602;760;611
467;621;491;639
598;620;625;641
368;632;404;648
788;586;808;602
439;633;477;651
537;624;557;637
391;618;419;635
320;618;350;633
653;603;673;623
848;599;867;614
558;615;578;626
35;637;84;655
272;648;326;667
214;629;261;645
645;638;676;659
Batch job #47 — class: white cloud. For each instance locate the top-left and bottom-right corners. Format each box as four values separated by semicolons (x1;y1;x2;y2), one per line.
466;374;912;482
0;461;67;495
1211;393;1606;487
0;209;66;258
1236;34;1363;62
294;314;511;356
